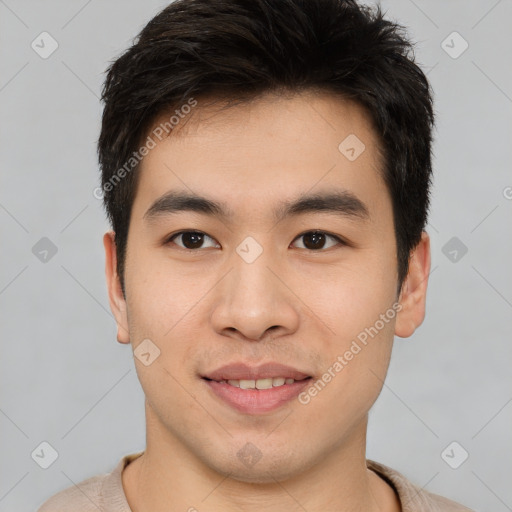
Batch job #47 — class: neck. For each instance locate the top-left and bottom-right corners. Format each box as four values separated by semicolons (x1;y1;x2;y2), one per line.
123;403;399;512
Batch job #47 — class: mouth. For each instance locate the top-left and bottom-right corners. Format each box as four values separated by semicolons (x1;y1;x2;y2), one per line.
202;376;311;389
201;362;313;414
202;361;312;382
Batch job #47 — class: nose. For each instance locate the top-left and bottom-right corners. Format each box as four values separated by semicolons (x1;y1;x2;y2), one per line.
209;247;300;342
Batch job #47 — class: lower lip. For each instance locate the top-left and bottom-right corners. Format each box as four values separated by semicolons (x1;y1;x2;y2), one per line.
203;378;312;414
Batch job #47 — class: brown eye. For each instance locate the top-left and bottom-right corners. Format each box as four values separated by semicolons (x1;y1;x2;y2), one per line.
292;231;343;250
168;231;219;250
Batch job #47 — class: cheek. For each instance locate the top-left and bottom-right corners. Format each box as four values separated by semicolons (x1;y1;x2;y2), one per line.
298;313;395;434
313;256;398;340
299;258;398;410
124;247;205;337
124;264;206;419
124;252;212;394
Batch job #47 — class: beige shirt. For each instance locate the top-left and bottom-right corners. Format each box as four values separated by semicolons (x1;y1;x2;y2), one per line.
37;451;474;511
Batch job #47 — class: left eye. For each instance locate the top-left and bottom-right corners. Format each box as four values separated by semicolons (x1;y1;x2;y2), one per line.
291;231;343;250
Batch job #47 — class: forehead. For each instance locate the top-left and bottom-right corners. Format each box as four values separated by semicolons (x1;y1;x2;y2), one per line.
133;90;388;222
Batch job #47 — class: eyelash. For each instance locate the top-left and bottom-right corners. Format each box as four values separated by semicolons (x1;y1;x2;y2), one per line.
164;230;348;252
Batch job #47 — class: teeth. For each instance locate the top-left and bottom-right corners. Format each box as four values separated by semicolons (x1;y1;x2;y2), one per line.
256;378;273;389
221;377;296;389
239;379;256;389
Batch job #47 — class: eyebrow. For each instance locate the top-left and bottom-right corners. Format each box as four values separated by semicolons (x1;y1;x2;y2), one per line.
143;189;369;224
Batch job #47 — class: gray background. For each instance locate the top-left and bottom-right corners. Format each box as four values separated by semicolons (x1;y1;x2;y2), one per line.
1;0;511;510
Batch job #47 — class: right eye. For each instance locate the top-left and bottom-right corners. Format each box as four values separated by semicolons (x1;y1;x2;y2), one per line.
166;231;220;250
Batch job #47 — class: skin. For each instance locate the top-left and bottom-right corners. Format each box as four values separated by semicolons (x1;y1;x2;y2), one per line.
104;90;430;512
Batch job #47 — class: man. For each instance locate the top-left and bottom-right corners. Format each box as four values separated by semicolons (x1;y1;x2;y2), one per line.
39;0;475;510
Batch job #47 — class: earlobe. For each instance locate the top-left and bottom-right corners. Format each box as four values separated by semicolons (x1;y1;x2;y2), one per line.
103;231;130;344
394;231;431;338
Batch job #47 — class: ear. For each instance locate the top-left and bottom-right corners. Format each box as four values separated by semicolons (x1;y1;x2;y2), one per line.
395;231;431;338
103;231;130;344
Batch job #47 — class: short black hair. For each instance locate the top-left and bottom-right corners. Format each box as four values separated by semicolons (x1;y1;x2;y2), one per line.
98;0;434;295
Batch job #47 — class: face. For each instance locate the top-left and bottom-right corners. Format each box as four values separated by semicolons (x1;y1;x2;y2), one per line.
104;90;430;483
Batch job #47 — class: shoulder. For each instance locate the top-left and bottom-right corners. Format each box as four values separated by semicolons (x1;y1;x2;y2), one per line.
37;473;107;512
37;451;144;512
367;459;475;512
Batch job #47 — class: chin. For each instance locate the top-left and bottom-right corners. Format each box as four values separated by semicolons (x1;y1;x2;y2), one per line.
221;465;299;485
204;446;309;484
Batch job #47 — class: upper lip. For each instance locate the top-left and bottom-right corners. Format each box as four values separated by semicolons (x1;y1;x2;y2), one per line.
202;362;311;381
